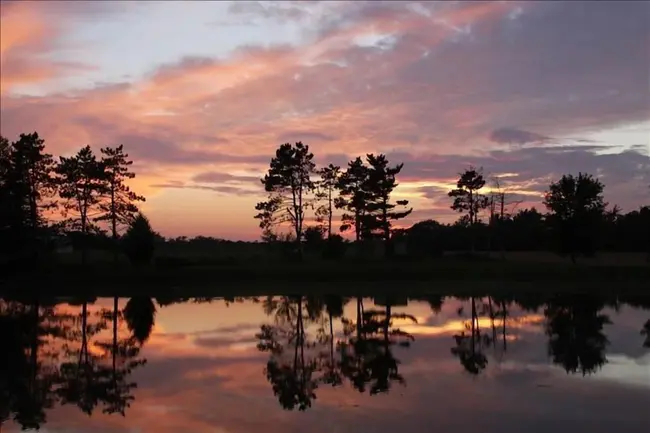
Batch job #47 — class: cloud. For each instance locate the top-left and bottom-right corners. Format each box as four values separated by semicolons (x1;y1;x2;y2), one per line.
489;128;551;145
0;0;136;93
1;0;648;237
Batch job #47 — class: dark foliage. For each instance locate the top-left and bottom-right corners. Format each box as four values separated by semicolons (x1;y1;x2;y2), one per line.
122;213;156;266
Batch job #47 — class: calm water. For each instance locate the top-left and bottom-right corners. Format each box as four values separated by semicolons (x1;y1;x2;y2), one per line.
1;293;649;432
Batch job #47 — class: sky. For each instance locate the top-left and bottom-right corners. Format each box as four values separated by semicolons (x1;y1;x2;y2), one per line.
4;297;650;433
1;0;649;240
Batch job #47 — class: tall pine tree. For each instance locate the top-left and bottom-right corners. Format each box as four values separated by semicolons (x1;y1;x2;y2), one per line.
336;157;370;242
364;154;412;253
56;146;107;265
96;145;145;265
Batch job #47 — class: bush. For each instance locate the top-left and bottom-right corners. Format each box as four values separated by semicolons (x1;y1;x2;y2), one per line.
122;213;155;266
322;235;347;260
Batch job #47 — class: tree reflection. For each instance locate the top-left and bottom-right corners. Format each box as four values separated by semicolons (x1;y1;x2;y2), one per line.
451;297;488;375
322;295;345;387
57;299;109;415
340;296;416;395
96;297;147;415
0;297;152;430
544;295;610;375
257;296;322;411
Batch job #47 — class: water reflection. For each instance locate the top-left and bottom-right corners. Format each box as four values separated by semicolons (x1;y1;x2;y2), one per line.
0;292;648;432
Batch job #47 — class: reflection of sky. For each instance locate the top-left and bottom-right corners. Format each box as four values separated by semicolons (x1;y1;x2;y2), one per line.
6;297;650;433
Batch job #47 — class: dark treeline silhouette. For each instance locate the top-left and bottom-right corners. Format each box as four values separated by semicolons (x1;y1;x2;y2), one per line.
0;297;155;430
2;134;649;275
253;142;649;262
0;133;154;272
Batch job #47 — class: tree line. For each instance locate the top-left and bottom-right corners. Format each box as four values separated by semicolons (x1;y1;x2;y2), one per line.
0;132;156;269
2;133;648;269
256;141;650;262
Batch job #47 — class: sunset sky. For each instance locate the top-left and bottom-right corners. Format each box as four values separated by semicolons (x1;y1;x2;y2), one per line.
1;1;648;240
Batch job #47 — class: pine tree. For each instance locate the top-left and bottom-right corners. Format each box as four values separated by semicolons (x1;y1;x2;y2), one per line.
336;157;370;242
448;166;489;252
315;164;341;240
56;146;107;264
254;142;316;258
0;133;57;259
96;145;145;265
364;154;412;250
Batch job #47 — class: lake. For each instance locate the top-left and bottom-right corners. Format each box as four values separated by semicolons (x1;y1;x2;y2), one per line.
1;293;649;432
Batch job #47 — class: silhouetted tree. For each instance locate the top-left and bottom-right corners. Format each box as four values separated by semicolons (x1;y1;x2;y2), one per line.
336;157;371;242
364;154;412;255
255;142;316;259
303;226;325;254
122;213;156;266
97;145;145;266
56;146;107;265
543;173;606;263
315;164;341;239
0;133;57;261
448;167;489;252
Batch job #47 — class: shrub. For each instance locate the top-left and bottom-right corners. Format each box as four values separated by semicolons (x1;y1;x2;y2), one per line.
122;213;155;266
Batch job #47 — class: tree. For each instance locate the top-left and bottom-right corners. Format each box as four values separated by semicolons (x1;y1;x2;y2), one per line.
97;145;145;265
0;133;57;259
315;164;341;239
543;173;606;263
56;146;107;265
122;213;156;266
364;154;412;253
336;157;370;242
448;167;489;252
303;226;325;254
255;142;316;259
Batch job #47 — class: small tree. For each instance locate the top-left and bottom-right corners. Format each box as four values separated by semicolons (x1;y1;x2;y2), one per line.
543;173;606;263
336;157;370;242
315;164;341;240
122;213;155;266
254;142;316;259
56;146;107;264
364;154;412;253
448;167;489;252
97;145;145;265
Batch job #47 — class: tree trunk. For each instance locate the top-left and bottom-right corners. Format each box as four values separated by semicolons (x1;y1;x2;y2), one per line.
327;188;333;240
111;184;118;268
81;212;88;266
